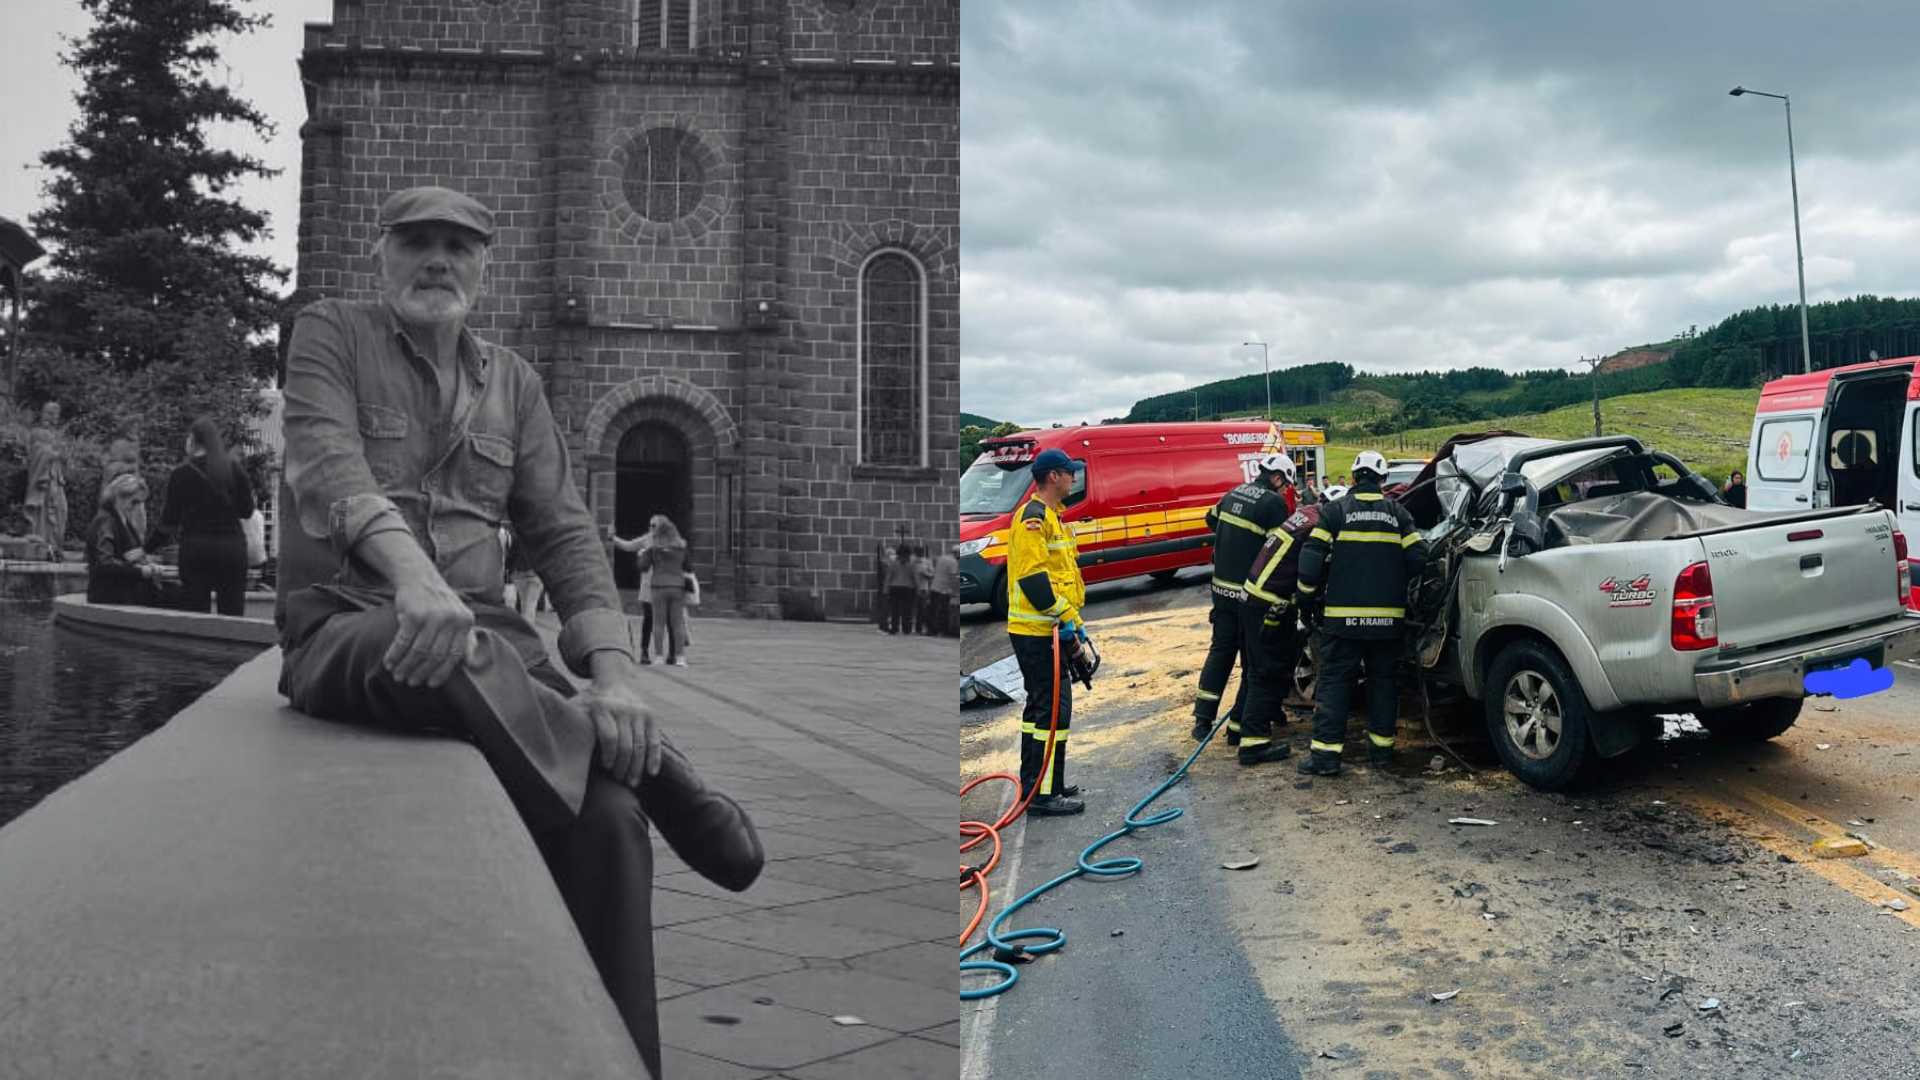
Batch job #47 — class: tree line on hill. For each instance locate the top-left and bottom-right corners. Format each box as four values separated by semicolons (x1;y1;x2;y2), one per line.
1117;295;1920;437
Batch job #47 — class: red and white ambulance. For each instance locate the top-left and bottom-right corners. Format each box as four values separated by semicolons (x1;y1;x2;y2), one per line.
956;421;1326;612
1746;356;1920;605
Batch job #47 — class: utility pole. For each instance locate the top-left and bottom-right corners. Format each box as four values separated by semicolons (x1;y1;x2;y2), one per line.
1577;355;1604;437
1191;390;1200;421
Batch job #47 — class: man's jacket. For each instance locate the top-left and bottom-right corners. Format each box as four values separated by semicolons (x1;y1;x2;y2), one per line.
1006;496;1084;637
1243;503;1323;613
281;298;630;677
1204;481;1293;600
1295;481;1427;639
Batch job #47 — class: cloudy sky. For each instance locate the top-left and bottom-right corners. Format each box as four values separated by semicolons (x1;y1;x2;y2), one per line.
2;0;332;278
961;1;1920;427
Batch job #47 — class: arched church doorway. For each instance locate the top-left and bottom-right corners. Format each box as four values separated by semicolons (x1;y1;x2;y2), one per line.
614;421;692;589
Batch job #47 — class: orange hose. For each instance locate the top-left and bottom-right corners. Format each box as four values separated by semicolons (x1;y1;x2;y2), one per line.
959;629;1064;946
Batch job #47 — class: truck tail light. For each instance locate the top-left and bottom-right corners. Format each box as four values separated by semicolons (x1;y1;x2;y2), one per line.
1896;530;1917;611
1671;560;1719;651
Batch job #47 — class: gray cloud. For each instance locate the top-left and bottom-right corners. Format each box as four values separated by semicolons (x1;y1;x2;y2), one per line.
962;0;1920;426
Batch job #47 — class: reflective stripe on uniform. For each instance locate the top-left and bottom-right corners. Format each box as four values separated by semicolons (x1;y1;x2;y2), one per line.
1309;527;1333;542
1238;735;1271;747
1246;582;1283;603
1216;511;1282;537
1226;718;1242;733
1021;724;1070;739
1368;732;1395;748
1326;605;1406;618
1297;581;1318;595
1007;610;1058;625
1354;493;1384;501
1195;690;1221;701
1334;531;1403;544
1400;532;1420;547
1310;740;1343;754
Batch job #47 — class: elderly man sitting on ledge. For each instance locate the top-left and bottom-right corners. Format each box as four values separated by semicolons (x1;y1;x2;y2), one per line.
278;185;763;1078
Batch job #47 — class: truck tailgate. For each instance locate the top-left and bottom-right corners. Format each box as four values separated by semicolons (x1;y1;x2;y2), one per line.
1696;509;1904;653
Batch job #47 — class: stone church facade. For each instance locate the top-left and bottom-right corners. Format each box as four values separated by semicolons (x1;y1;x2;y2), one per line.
292;0;958;618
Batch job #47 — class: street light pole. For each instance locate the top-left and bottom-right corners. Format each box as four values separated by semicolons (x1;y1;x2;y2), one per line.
1242;340;1271;418
1730;85;1813;375
1191;389;1200;421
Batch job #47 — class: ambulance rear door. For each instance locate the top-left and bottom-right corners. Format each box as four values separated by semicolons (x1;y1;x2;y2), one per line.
1747;408;1820;510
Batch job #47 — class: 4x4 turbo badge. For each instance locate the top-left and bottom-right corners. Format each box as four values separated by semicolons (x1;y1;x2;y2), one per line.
1599;574;1657;608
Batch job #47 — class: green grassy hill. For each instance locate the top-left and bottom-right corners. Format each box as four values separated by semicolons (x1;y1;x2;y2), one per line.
961;412;1006;430
1320;387;1761;487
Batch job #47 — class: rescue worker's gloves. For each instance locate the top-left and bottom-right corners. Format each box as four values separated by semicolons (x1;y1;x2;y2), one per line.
1261;607;1290;644
1298;597;1323;634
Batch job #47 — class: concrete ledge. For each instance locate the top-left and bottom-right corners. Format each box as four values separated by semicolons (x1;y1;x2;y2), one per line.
0;651;647;1078
0;559;89;601
53;592;280;645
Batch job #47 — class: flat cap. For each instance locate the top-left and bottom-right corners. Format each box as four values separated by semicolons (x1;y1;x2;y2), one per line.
377;186;495;242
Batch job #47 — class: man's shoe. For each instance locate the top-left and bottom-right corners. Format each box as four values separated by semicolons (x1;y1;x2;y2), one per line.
1027;794;1086;816
1237;742;1293;766
1368;746;1395;767
1056;784;1081;798
1296;750;1342;777
636;736;766;892
1224;728;1242;747
1190;718;1213;742
638;655;652;665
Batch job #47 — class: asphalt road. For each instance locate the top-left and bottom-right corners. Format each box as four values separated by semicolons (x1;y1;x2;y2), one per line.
960;575;1920;1079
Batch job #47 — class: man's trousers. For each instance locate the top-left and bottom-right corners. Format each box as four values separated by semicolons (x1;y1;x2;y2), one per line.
1241;615;1300;748
1308;632;1402;757
1194;592;1287;741
278;587;661;1079
1011;631;1070;798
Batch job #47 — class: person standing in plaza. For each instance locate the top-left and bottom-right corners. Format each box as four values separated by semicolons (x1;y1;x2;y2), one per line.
913;544;934;634
633;515;692;667
932;544;960;636
610;521;660;664
884;542;918;634
158;416;255;616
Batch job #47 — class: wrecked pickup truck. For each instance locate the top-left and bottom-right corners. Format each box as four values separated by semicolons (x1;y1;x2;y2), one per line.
1335;433;1920;790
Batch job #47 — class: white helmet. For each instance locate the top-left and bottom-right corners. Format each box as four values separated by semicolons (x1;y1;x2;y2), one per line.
1352;450;1388;478
1257;451;1297;484
1320;484;1349;504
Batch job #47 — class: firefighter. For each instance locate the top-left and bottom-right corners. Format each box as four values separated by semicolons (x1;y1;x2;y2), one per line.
1294;450;1427;777
1240;494;1325;748
1190;451;1296;766
1007;447;1095;816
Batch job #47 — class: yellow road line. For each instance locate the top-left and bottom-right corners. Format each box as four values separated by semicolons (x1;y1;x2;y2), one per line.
1677;787;1920;929
1730;783;1920;882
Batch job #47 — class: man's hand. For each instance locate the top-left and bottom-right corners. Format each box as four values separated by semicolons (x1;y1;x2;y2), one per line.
385;575;476;688
583;653;661;788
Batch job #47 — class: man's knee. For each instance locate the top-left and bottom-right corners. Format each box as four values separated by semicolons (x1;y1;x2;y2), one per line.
574;778;651;848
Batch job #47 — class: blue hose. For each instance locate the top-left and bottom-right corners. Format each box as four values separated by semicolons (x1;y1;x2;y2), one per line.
959;714;1225;1000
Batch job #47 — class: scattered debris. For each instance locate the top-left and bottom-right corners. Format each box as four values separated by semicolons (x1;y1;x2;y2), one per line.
1449;817;1499;826
753;996;774;1005
1388;841;1419;854
1782;1001;1805;1009
1481;912;1499;921
1427;755;1447;772
1810;836;1869;859
1429;989;1460;1002
1846;830;1877;848
1812;702;1836;712
1221;858;1261;871
992;945;1035;965
1110;929;1125;937
831;1015;867;1027
1639;975;1657;983
1451;882;1487;898
1334;798;1351;806
1815;742;1833;750
1659;986;1682;1002
1846;819;1868;827
1317;1049;1344;1060
1698;998;1721;1012
1663;1022;1685;1038
1908;884;1920;898
1880;899;1910;912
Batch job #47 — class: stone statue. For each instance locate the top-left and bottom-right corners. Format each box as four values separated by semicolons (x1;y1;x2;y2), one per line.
25;401;68;561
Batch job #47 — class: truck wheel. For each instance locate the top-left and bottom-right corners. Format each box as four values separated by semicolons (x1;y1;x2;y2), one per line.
1696;697;1803;741
1485;640;1594;791
1292;634;1319;705
1149;568;1181;584
988;570;1009;620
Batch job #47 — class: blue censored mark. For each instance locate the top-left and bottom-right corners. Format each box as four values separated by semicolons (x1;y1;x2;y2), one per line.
1802;658;1894;700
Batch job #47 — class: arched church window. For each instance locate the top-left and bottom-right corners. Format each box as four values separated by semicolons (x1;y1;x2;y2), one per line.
859;251;925;467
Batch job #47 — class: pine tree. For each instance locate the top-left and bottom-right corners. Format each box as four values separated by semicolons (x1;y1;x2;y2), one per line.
24;0;282;451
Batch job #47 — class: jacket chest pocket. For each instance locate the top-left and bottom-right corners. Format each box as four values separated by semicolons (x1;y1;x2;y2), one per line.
465;431;517;518
357;403;411;488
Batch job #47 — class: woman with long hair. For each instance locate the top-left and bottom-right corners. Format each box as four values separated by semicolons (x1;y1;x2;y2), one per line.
634;515;693;666
158;416;256;615
609;518;658;664
86;474;162;606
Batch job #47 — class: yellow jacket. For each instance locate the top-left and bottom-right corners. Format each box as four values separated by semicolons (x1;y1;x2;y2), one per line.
1006;496;1084;637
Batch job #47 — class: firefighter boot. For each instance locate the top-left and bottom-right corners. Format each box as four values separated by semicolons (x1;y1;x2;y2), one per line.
1028;793;1086;816
1237;741;1292;767
1295;749;1342;776
1368;745;1396;767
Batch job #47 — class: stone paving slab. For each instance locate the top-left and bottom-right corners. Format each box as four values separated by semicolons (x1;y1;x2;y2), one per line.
533;615;956;1078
